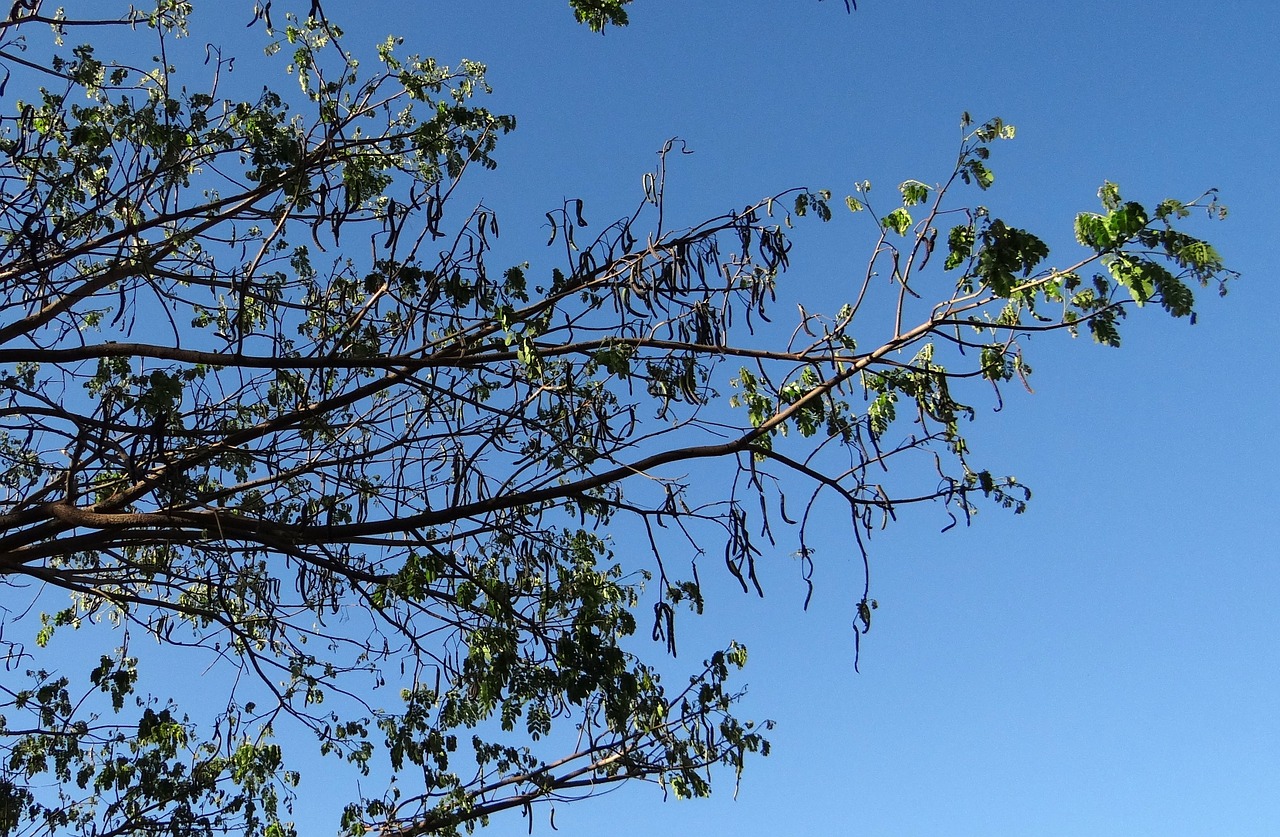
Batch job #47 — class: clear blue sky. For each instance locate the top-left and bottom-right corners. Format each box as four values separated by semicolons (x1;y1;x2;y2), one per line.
352;3;1276;835
21;2;1280;834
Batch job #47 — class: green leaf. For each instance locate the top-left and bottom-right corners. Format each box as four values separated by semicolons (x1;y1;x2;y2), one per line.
884;207;913;235
1087;309;1123;347
899;180;930;207
973;117;1015;142
1105;201;1149;241
944;224;975;270
1106;254;1155;306
974;220;1049;297
1155;198;1189;220
961;159;996;189
1098;180;1122;211
1074;212;1113;251
568;0;631;30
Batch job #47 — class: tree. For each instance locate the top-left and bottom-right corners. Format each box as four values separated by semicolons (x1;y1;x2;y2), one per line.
0;2;1233;835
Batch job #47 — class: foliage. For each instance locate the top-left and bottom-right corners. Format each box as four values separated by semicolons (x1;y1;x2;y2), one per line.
0;3;1233;835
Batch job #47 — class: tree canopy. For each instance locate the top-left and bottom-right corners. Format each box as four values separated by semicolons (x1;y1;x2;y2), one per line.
0;2;1233;835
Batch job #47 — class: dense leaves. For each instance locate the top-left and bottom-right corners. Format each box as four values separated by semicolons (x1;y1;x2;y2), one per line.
0;4;1233;836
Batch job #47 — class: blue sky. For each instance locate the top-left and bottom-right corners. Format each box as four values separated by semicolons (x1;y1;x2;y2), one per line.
353;2;1278;834
10;1;1279;834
